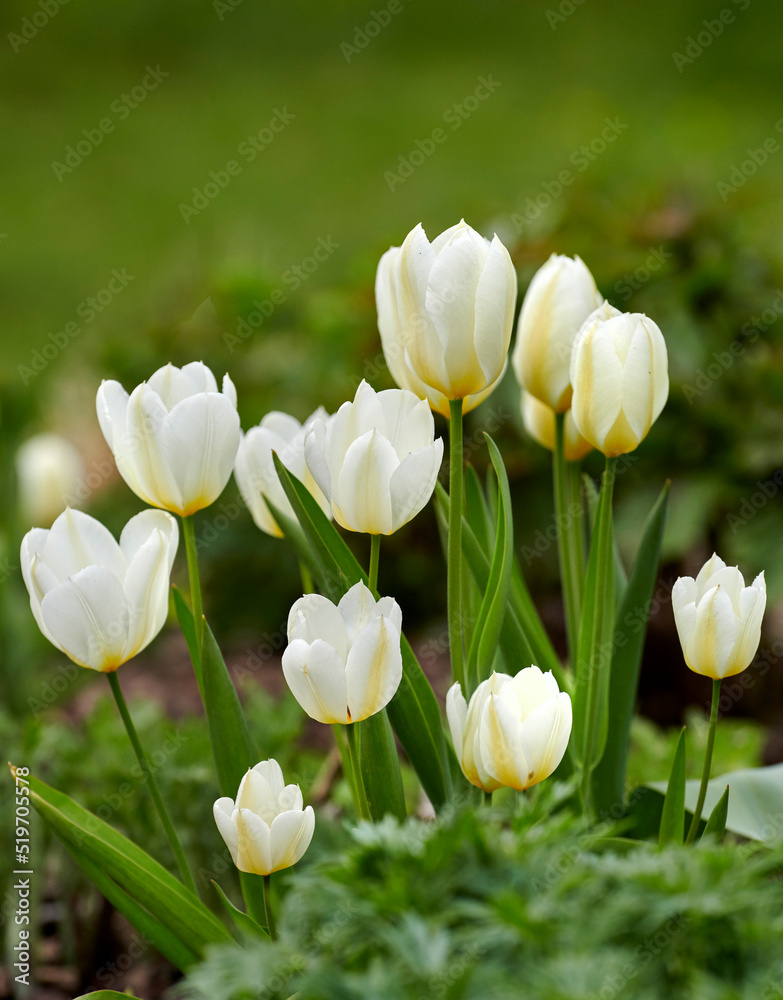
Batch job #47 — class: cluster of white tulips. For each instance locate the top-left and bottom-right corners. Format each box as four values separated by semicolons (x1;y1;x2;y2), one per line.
17;219;767;954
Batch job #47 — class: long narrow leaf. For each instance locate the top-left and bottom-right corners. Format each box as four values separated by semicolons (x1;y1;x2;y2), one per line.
592;481;670;816
703;786;730;842
465;435;514;690
273;455;452;807
20;769;232;956
359;710;407;820
211;880;268;940
658;728;686;847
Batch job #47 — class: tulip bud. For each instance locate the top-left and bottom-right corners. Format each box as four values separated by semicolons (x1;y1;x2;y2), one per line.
234;409;332;538
20;508;178;672
511;254;603;412
520;391;592;462
16;433;86;527
96;362;240;516
570;310;669;457
375;246;505;417
282;581;403;725
447;667;572;792
304;380;443;535
394;221;517;400
672;554;766;679
213;759;315;876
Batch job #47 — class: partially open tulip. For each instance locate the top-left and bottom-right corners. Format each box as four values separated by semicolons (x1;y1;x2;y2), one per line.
447;666;572;792
673;554;766;679
282;581;403;724
16;433;85;527
393;221;517;400
520;391;592;462
96;362;240;516
304;380;443;535
20;508;178;672
234;409;331;538
570;310;669;457
512;254;603;413
213;760;315;876
375;246;505;417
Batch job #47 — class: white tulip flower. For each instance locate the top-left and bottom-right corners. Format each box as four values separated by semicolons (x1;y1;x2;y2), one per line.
672;554;766;680
375;246;505;417
282;581;403;725
20;507;178;672
570;310;669;457
447;666;572;792
304;380;443;535
520;391;592;462
512;254;603;412
96;361;240;516
234;409;332;538
16;433;86;527
213;760;315;876
394;220;517;400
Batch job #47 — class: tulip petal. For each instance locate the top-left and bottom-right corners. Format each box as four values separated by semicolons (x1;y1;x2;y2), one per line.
687;585;738;678
446;682;468;764
303;418;333;502
120;509;179;571
269;806;315;872
213;799;240;865
374;389;435;455
122;528;173;660
161;392;240;515
250;759;287;800
41;508;126;582
222;372;238;408
344;615;403;721
336;429;397;534
276;784;304;813
96;380;130;453
41;567;130;671
287;594;349;661
236;809;272;875
236;767;278;825
337;582;380;641
504;665;560;721
21;529;55;641
472;235;516;387
124;384;184;510
282;638;351;723
480;693;529;790
389;440;443;531
519;692;572;785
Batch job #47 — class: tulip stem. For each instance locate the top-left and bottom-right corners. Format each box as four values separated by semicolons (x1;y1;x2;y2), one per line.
345;723;371;820
686;678;722;844
106;672;197;895
554;413;582;665
181;515;204;697
368;535;381;594
299;560;314;595
262;875;277;941
447;399;466;692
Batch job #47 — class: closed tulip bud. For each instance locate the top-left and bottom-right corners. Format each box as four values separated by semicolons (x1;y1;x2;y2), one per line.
96;362;240;516
447;666;572;792
511;254;603;412
520;391;592;462
376;246;505;417
672;554;766;679
282;581;403;724
20;508;178;672
570;310;669;457
304;380;443;535
234;409;332;538
16;433;85;527
394;221;517;400
213;759;315;876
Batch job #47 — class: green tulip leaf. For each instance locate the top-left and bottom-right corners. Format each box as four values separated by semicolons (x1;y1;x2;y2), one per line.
703;785;730;843
658;728;686;847
17;768;233;959
272;454;453;808
211;879;268;940
592;480;670;815
358;709;407;821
